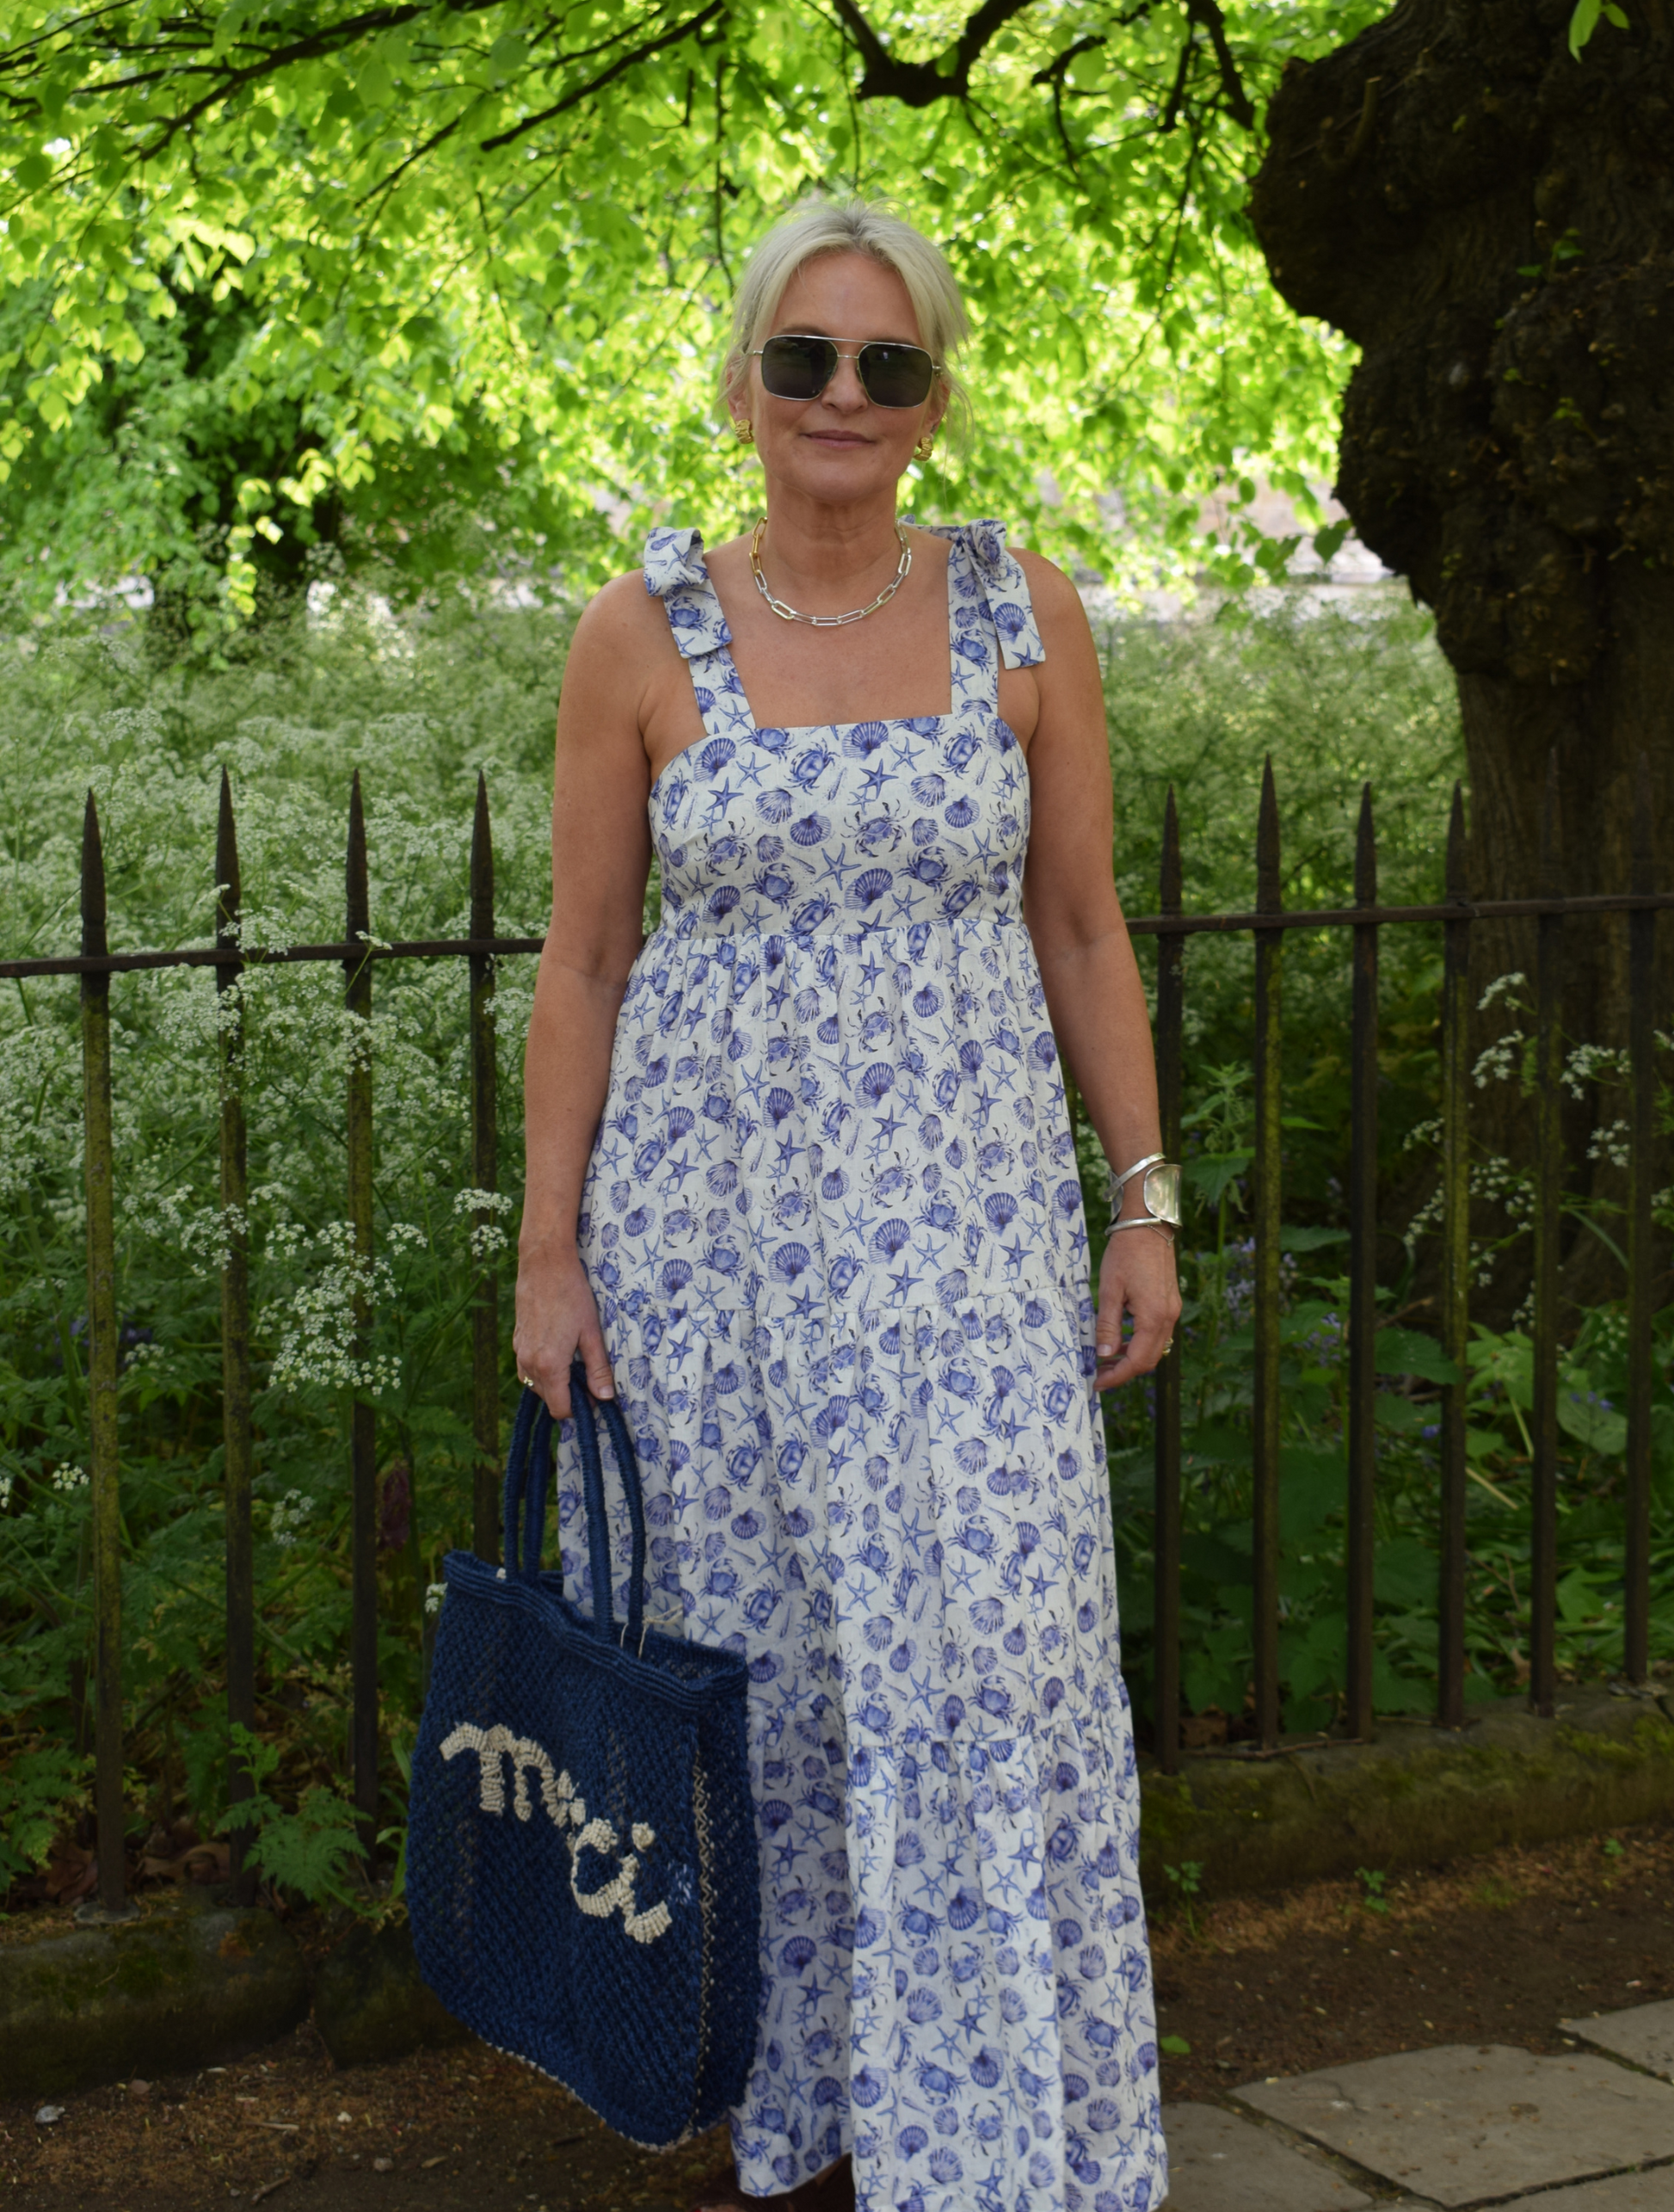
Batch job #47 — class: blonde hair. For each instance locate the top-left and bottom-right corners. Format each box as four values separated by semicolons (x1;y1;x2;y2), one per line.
723;197;972;439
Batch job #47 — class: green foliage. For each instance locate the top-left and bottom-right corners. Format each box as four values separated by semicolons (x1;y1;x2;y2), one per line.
1569;0;1632;62
0;584;572;1865
0;1738;90;1888
0;1;1407;618
0;582;1664;1866
218;1723;365;1909
1355;1865;1390;1915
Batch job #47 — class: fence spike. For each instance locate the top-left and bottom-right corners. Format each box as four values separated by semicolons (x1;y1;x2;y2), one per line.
345;772;378;1856
215;769;257;1897
1347;781;1379;1742
1529;754;1564;1716
1626;753;1657;1680
1437;781;1472;1728
1252;759;1283;1749
1152;786;1184;1775
81;791;130;1919
470;771;502;1565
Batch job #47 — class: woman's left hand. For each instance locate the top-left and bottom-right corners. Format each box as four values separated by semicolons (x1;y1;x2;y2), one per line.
1093;1227;1181;1391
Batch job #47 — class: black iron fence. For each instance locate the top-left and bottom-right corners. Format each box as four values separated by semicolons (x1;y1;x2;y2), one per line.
3;755;1667;1915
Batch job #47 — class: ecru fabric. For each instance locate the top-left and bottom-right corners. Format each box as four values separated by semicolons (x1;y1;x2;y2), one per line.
557;521;1166;2212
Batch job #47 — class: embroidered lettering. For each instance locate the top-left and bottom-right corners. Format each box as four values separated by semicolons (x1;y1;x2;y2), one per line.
440;1721;672;1945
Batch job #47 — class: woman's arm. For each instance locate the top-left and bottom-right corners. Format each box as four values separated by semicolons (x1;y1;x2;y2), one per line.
1017;555;1181;1391
513;576;663;1417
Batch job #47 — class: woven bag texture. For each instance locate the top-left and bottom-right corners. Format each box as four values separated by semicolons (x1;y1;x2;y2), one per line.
408;1371;760;2147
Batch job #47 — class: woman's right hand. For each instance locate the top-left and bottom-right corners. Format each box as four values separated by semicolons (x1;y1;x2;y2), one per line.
512;1240;615;1417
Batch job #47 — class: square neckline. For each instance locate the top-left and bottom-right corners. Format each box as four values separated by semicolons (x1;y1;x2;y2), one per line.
649;528;997;806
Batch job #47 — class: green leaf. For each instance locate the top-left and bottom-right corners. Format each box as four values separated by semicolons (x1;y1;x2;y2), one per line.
1160;2034;1192;2056
1185;1151;1252;1205
1568;0;1605;58
1558;1383;1627;1457
14;152;52;192
1281;1226;1351;1253
1279;1444;1346;1541
1375;1328;1461;1385
1374;1537;1437;1611
1374;1392;1431;1434
1314;519;1352;564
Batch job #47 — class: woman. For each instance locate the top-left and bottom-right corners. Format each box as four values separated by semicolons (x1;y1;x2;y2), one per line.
514;198;1179;2212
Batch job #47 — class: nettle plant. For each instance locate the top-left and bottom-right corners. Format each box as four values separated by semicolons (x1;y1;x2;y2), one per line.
1101;976;1674;1739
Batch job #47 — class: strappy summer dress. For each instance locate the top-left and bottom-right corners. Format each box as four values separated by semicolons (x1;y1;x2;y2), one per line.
556;521;1166;2212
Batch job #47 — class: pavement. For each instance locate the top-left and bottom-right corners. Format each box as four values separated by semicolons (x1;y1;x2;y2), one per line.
1166;1998;1674;2210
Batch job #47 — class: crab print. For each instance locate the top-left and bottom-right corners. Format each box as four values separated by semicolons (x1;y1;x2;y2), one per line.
555;522;1166;2212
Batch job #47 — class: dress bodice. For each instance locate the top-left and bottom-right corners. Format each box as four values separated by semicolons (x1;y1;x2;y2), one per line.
642;521;1045;948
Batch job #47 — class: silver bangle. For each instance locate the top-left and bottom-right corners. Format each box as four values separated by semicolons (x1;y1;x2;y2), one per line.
1106;1217;1177;1244
1106;1153;1183;1234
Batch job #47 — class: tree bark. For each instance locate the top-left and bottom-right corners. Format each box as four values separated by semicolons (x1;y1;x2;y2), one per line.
1251;0;1674;1308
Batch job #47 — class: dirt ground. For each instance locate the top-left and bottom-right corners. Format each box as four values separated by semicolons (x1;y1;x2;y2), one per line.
3;1821;1670;2210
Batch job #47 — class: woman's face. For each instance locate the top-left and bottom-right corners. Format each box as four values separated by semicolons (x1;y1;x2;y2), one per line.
734;251;946;506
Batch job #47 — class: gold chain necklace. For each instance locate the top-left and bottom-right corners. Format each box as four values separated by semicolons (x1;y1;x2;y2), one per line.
749;518;912;628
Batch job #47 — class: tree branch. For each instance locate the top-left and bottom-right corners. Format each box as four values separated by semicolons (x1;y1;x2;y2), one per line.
1185;0;1254;131
834;0;1036;107
478;0;725;151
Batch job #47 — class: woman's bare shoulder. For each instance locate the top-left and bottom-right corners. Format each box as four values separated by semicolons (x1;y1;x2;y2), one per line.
569;566;677;658
1011;545;1086;622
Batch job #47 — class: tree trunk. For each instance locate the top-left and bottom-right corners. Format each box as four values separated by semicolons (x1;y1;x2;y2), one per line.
1250;0;1674;1311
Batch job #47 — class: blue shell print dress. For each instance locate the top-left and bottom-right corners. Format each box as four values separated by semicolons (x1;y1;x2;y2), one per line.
556;521;1166;2212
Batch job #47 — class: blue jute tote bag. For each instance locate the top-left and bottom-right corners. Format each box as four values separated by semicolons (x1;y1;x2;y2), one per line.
407;1367;760;2147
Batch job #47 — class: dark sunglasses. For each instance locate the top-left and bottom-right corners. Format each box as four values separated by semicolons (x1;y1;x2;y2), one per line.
751;332;940;410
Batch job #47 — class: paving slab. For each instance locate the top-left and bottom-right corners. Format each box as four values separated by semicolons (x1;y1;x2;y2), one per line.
1561;1999;1674;2082
1160;2103;1373;2212
1234;2043;1674;2208
1490;2172;1674;2209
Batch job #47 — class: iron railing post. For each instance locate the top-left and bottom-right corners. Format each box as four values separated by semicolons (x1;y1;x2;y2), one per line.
1626;754;1657;1683
1347;783;1379;1741
471;773;501;1562
1252;761;1283;1748
1153;788;1184;1774
80;792;131;1919
345;773;378;1858
1437;784;1473;1728
1529;755;1563;1716
216;770;257;1899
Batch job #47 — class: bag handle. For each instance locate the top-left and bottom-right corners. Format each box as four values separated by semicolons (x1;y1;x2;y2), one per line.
566;1363;649;1654
498;1371;649;1654
501;1384;555;1583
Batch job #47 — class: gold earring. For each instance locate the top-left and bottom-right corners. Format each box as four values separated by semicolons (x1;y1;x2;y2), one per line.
733;417;754;446
914;430;936;462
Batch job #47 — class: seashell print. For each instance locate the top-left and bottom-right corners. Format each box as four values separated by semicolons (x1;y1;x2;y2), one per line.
563;521;1160;2212
771;1242;811;1282
846;867;892;909
843;720;889;757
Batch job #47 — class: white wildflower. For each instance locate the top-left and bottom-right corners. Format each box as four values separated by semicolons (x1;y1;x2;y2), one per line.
269;1488;311;1547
